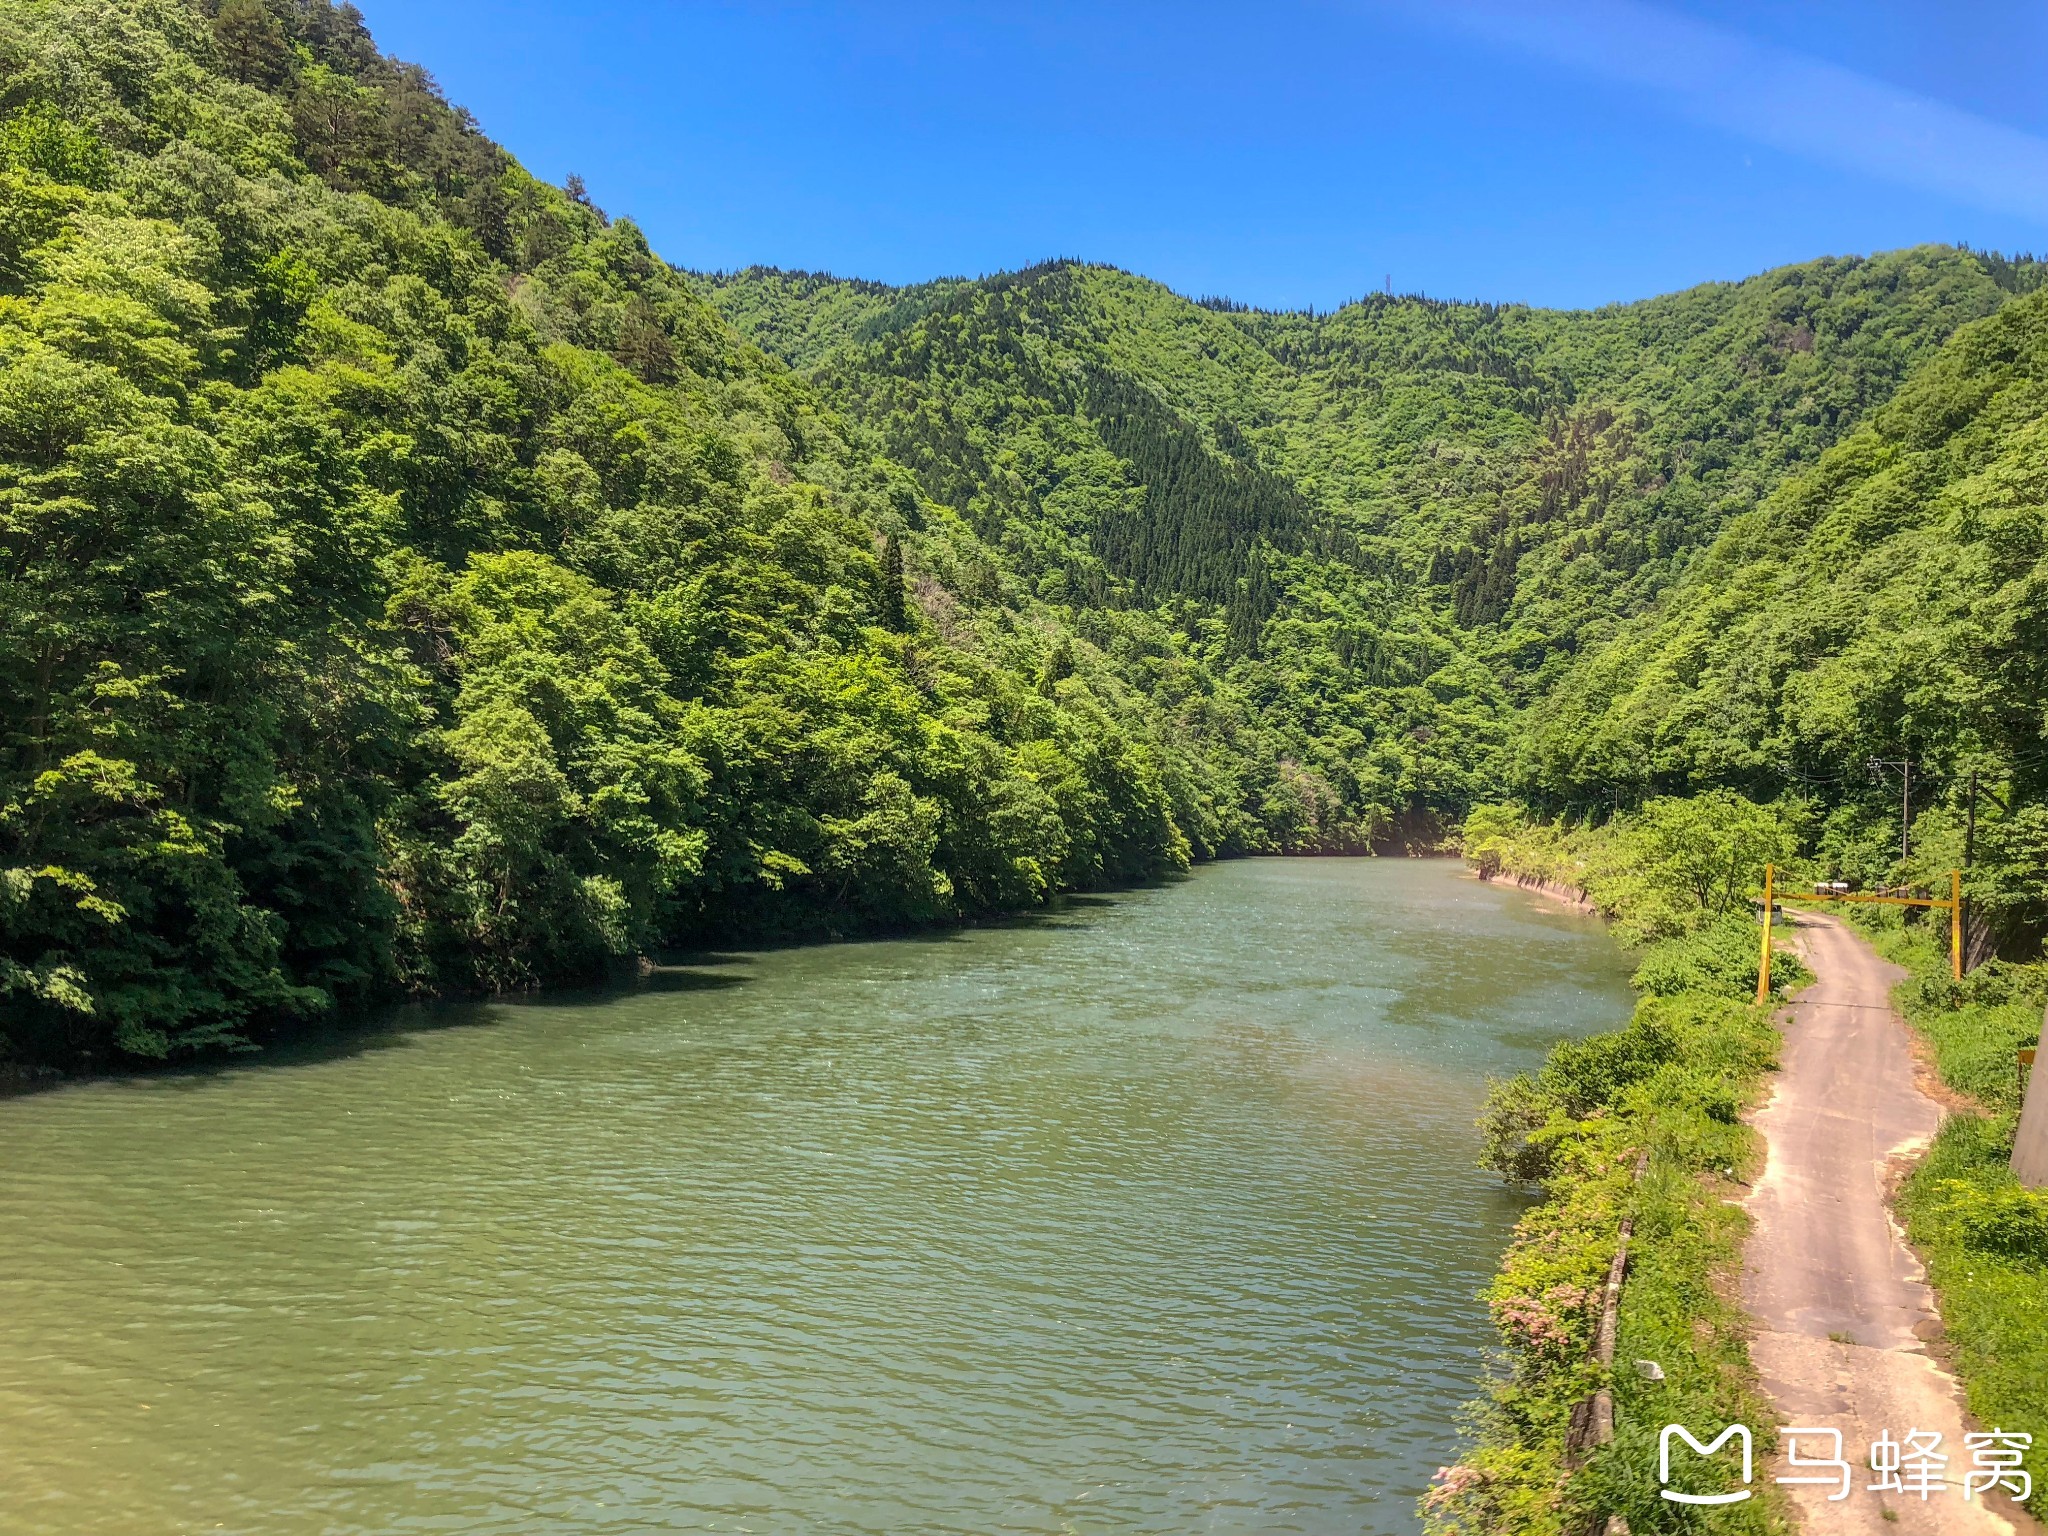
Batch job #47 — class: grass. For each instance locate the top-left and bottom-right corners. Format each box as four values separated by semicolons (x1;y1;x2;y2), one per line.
1862;921;2044;1115
1587;1001;1788;1536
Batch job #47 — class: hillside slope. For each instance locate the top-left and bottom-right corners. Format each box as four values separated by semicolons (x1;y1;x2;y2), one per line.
705;252;2037;670
701;248;2039;851
1520;286;2048;946
7;0;2044;1068
0;0;1337;1067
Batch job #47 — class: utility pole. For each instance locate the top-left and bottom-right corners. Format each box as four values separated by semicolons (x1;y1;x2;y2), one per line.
1965;769;1979;868
1869;758;1913;860
1960;770;2014;974
2017;997;2048;1189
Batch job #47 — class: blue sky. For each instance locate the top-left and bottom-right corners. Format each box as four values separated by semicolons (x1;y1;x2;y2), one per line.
358;1;2048;311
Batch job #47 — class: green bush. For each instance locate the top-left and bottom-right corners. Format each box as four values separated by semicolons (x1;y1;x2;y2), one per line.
1864;922;2045;1113
1478;1072;1566;1184
1541;1007;1681;1115
1954;1183;2048;1266
1915;1164;2048;1268
1632;914;1810;1000
1442;965;1782;1533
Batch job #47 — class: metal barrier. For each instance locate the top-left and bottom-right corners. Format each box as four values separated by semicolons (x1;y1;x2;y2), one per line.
1752;865;1962;1003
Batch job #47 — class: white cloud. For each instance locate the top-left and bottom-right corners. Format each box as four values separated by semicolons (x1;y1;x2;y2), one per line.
1399;0;2048;225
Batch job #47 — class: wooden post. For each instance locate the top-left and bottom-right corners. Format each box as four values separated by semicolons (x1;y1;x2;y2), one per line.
1952;869;1963;981
1565;1150;1648;1472
1756;863;1775;1005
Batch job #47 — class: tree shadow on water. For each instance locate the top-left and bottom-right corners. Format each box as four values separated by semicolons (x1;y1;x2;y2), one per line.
34;1000;515;1095
535;956;755;1007
6;881;1174;1097
11;961;760;1097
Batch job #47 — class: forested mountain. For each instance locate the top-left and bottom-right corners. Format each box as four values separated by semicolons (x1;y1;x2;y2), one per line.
705;252;2036;647
1520;286;2048;947
0;0;1334;1067
701;250;2047;922
3;0;2043;1068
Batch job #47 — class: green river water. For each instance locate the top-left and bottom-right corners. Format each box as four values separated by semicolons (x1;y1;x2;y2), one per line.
0;858;1633;1536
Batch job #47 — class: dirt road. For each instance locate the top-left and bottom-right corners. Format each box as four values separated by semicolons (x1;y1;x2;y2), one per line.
1744;910;2024;1536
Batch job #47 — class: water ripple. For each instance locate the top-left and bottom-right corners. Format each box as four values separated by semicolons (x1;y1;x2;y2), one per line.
0;859;1632;1535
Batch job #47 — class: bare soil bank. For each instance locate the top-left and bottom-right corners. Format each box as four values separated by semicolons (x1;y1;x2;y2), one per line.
1473;869;1598;914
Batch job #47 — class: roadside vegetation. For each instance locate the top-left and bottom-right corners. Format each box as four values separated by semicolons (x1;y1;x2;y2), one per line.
1427;795;1803;1536
1858;915;2047;1515
1445;788;2048;1530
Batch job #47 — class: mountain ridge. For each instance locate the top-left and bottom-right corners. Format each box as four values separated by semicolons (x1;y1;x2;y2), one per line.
698;243;2042;781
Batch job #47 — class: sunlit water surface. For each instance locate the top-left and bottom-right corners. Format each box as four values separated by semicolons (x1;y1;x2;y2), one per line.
0;859;1633;1535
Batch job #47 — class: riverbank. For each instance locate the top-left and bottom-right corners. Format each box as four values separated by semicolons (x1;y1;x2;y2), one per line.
0;867;1193;1088
1427;804;1805;1535
1475;871;1598;914
9;849;1480;1090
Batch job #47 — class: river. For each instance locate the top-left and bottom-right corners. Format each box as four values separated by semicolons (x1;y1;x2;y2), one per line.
0;858;1633;1536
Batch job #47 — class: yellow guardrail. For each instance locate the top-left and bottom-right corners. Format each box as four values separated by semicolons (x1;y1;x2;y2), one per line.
1754;866;1961;1002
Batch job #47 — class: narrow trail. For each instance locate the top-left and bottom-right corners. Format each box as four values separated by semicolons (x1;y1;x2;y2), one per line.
1743;910;2024;1536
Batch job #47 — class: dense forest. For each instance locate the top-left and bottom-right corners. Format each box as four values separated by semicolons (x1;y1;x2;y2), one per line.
0;0;1290;1065
4;0;2045;1068
1518;288;2048;951
702;253;2045;840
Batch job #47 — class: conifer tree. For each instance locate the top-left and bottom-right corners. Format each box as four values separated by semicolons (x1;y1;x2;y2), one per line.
881;534;908;631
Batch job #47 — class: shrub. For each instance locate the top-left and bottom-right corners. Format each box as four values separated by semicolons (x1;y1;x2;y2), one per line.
1479;1072;1565;1184
1939;1180;2048;1267
1632;914;1810;1000
1897;1114;2048;1510
1865;922;2045;1113
1542;1006;1680;1115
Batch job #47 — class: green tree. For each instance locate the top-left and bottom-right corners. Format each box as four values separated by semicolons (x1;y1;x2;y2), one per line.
1621;792;1800;933
879;531;908;631
0;103;110;190
212;0;294;89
